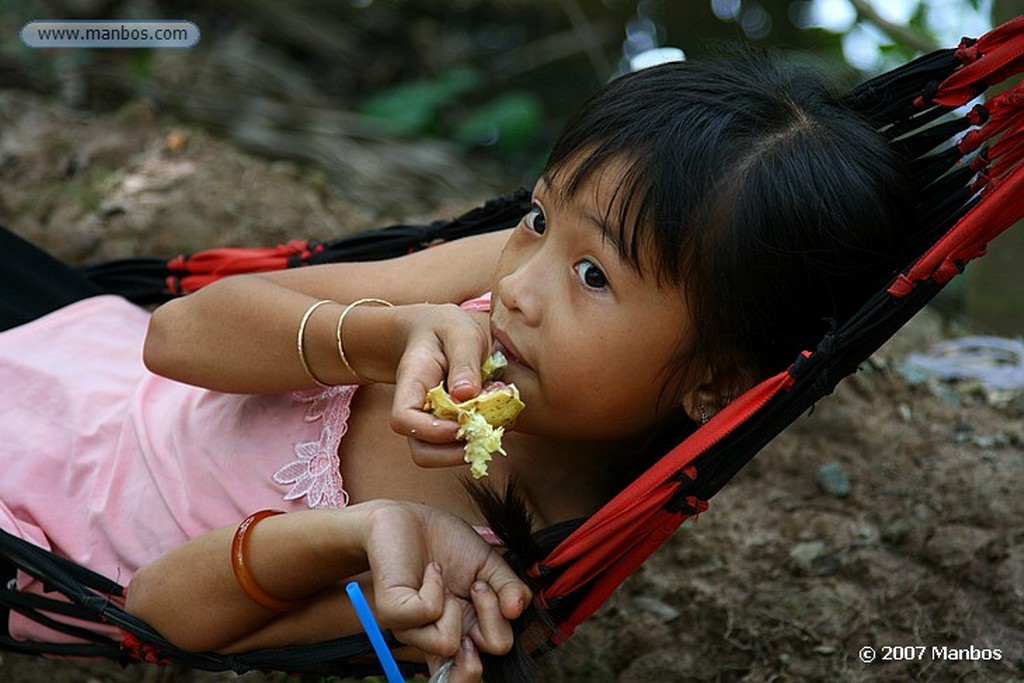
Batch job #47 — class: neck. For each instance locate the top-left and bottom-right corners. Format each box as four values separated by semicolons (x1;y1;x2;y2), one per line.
490;431;627;529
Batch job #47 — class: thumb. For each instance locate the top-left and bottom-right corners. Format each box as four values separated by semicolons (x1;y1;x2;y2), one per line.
444;334;485;402
478;552;532;620
448;364;482;402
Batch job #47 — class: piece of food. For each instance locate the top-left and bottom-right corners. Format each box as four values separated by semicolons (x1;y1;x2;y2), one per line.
480;350;507;381
421;351;525;478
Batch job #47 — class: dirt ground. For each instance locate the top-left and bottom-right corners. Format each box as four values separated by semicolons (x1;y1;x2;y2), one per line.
1;91;1022;683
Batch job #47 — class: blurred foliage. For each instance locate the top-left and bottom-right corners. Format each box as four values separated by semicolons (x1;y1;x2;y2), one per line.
358;65;485;137
0;0;856;178
453;91;545;152
358;65;545;162
0;0;1003;178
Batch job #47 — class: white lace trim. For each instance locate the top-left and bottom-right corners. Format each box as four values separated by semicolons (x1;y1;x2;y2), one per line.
273;385;357;509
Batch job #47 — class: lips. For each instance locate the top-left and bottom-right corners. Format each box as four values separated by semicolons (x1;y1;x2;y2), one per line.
490;326;532;371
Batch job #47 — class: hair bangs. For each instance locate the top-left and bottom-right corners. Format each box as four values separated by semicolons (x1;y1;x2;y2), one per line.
545;144;694;290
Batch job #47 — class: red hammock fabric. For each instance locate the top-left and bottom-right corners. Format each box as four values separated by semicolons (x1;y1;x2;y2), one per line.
926;16;1024;107
165;240;325;295
889;83;1024;296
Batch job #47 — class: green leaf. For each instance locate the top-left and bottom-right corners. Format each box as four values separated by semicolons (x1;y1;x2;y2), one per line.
359;66;483;136
453;91;544;152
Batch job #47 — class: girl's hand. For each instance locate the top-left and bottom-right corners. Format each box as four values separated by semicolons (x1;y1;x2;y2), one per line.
425;638;483;683
362;500;529;658
390;304;490;469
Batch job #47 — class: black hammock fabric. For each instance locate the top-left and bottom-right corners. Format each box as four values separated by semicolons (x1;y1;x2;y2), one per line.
78;190;533;305
2;15;1024;678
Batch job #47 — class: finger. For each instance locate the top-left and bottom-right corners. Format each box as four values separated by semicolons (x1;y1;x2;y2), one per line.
418;561;446;617
406;437;470;470
449;636;484;683
392;591;464;658
367;521;444;630
373;578;443;631
391;349;455;438
466;581;514;655
392;410;460;444
391;369;461;445
476;552;532;620
390;375;460;446
497;581;532;621
442;330;486;403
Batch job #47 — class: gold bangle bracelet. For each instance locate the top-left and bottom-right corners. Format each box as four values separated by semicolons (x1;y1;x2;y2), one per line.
230;510;306;612
336;298;394;383
297;299;336;388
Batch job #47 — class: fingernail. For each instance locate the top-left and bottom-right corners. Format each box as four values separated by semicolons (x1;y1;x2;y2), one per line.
431;561;443;574
461;635;475;653
472;580;487;593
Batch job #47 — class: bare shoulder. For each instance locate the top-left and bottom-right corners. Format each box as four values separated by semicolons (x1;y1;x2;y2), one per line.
255;228;512;305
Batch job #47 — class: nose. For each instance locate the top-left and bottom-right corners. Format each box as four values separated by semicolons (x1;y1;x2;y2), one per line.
496;243;546;327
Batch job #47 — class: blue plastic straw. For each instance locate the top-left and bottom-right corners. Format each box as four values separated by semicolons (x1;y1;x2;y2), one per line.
345;581;405;683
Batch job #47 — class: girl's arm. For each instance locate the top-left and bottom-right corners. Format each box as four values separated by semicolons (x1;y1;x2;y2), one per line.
125;501;530;657
143;228;511;394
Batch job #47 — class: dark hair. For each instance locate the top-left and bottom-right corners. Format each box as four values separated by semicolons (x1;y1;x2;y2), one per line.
546;47;915;401
477;46;918;682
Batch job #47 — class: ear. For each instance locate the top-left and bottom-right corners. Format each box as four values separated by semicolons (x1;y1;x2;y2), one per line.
680;385;718;425
680;370;755;425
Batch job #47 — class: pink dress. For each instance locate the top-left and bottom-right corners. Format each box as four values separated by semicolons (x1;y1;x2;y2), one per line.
0;292;493;642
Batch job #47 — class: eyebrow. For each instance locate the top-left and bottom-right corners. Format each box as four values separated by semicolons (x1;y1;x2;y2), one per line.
538;172;624;253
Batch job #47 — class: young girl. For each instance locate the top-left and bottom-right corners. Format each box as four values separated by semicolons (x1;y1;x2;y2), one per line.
2;44;937;681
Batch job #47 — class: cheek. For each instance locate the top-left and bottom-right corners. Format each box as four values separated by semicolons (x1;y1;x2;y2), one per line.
526;379;663;441
543;337;671;419
587;329;679;405
598;325;678;382
511;348;676;441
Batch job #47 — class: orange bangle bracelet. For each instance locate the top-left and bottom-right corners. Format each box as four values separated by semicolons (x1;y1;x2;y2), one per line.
230;510;306;612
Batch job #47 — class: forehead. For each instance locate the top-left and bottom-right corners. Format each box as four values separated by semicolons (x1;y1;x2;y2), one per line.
542;149;633;204
536;170;615;246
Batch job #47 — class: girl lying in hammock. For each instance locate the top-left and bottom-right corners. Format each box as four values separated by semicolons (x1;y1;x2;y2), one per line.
1;39;972;681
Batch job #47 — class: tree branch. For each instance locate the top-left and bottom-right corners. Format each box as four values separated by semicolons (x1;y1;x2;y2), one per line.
848;0;941;54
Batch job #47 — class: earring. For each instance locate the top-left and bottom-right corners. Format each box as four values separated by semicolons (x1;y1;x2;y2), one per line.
697;404;710;425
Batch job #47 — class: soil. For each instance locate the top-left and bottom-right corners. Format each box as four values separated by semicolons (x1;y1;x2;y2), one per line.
1;91;1022;683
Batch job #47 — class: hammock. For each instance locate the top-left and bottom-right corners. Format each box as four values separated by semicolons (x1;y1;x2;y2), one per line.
3;16;1024;678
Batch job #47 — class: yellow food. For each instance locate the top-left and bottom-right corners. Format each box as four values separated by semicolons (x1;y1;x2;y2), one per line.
423;382;525;426
421;352;525;478
458;413;505;478
480;351;507;381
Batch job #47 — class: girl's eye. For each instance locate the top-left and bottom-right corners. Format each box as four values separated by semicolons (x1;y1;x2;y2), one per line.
576;260;608;289
523;204;547;234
